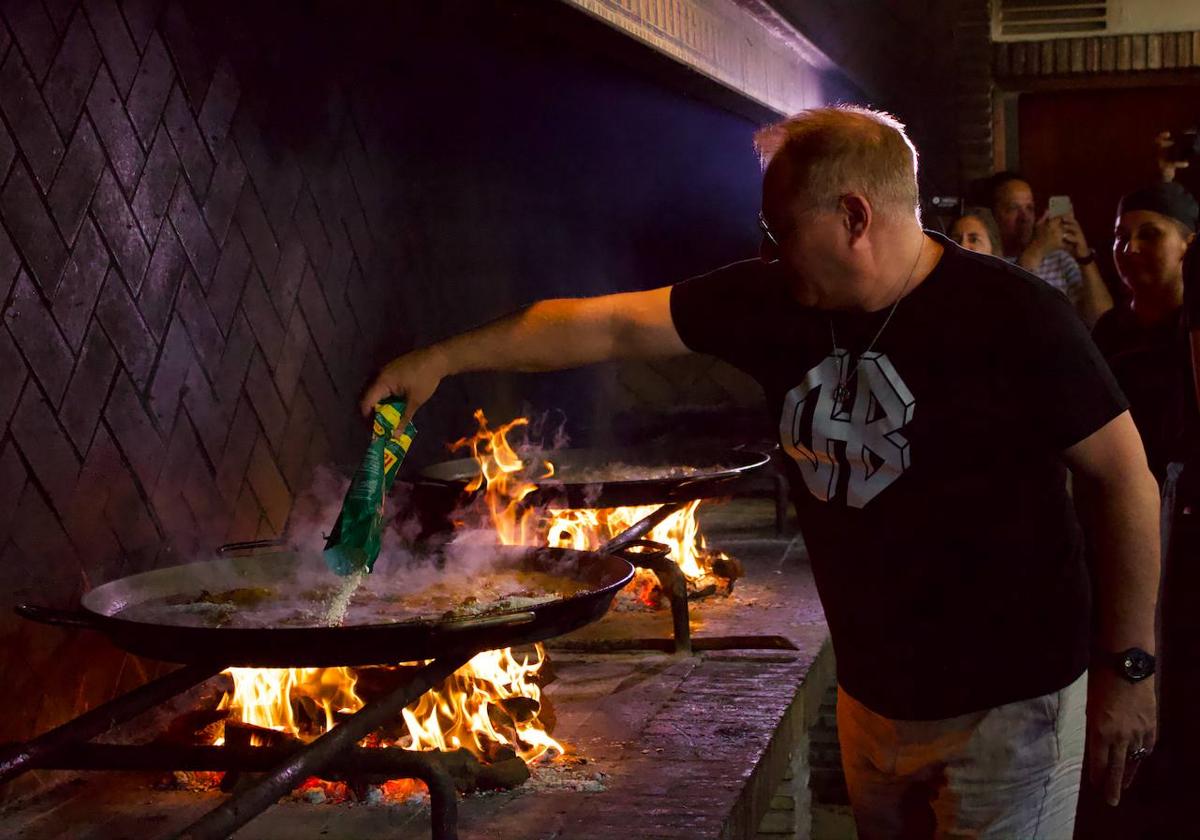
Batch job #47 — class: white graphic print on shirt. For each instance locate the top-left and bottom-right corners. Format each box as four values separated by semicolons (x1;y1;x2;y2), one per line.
779;350;915;508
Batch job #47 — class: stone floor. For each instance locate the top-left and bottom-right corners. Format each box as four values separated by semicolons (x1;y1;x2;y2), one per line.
812;806;858;840
2;499;838;839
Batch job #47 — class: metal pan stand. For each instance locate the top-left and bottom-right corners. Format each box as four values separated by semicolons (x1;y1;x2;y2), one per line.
0;654;473;840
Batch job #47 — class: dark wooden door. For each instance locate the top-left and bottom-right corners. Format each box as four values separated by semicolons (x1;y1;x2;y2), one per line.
1018;86;1200;288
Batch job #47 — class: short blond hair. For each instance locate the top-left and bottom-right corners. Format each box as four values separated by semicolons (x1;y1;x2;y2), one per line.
754;105;920;218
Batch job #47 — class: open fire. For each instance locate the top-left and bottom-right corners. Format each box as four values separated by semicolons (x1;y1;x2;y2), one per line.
193;645;560;802
200;410;576;800
545;500;724;606
216;645;559;762
453;410;732;606
203;408;725;801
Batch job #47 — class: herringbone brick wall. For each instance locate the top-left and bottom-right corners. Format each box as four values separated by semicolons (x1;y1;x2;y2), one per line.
0;0;777;769
0;0;409;752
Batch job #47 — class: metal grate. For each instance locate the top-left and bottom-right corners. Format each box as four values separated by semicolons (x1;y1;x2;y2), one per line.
994;0;1107;39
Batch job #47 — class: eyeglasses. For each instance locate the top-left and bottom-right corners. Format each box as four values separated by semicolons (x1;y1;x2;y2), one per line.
758;211;780;248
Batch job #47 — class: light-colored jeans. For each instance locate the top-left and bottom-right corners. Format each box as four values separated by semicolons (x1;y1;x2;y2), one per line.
838;672;1088;840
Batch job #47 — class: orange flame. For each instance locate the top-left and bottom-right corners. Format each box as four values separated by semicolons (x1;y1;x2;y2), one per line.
216;644;561;764
400;645;561;762
544;500;711;578
217;667;361;743
449;410;551;545
544;501;720;607
456;410;725;608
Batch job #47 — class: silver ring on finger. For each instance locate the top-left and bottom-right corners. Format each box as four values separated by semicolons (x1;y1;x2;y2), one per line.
1127;746;1151;762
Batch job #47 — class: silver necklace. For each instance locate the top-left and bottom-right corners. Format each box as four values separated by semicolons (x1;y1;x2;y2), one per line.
828;238;924;409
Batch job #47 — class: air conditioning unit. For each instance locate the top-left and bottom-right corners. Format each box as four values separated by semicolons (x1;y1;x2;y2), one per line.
993;0;1106;40
992;0;1200;41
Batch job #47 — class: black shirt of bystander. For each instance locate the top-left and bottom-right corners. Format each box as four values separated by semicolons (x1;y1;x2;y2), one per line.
1185;243;1200;465
1092;306;1193;484
670;232;1128;721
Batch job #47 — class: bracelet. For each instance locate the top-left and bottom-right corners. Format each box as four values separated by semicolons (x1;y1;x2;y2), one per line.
1076;250;1096;266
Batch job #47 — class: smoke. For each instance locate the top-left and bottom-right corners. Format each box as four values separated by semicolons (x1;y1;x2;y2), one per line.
316;407;581;587
286;464;350;551
283;463;426;562
523;408;571;454
280;461;524;616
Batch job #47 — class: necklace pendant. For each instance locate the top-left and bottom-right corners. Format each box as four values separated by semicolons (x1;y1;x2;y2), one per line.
833;382;851;407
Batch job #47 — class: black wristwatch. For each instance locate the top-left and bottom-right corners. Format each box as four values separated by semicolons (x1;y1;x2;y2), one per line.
1076;249;1097;266
1099;647;1156;682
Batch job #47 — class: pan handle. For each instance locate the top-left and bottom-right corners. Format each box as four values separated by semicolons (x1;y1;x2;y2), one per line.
216;539;288;556
610;539;672;563
664;473;734;500
412;478;462;490
734;441;778;453
14;604;100;630
436;611;537;633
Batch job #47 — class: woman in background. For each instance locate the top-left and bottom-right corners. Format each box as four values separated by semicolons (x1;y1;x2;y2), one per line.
949;206;1002;256
1091;182;1197;482
1080;180;1197;839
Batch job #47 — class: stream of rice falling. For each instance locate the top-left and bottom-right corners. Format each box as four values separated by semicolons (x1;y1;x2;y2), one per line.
323;570;366;627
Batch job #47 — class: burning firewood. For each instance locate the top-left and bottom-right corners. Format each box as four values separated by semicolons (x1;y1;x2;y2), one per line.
498;696;539;724
325;748;531;794
432;747;530;792
352;664;429;700
155;708;229;746
224;719;297;750
709;552;744;592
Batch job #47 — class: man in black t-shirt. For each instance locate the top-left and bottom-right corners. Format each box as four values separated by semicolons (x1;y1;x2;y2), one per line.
362;106;1160;838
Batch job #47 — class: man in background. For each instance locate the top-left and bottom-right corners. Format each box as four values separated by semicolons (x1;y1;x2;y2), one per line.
990;171;1113;325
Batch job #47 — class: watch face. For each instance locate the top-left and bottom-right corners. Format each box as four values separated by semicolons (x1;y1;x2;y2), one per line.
1121;648;1155;681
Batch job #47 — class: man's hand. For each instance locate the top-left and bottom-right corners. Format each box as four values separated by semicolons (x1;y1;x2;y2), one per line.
1019;212;1065;269
1086;667;1157;806
359;346;449;423
1157;130;1189;183
1061;214;1092;262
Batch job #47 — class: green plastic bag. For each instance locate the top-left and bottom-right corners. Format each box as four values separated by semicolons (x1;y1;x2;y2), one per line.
323;397;417;575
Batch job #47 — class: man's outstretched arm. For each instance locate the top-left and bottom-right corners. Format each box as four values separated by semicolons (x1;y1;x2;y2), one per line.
359;286;687;421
